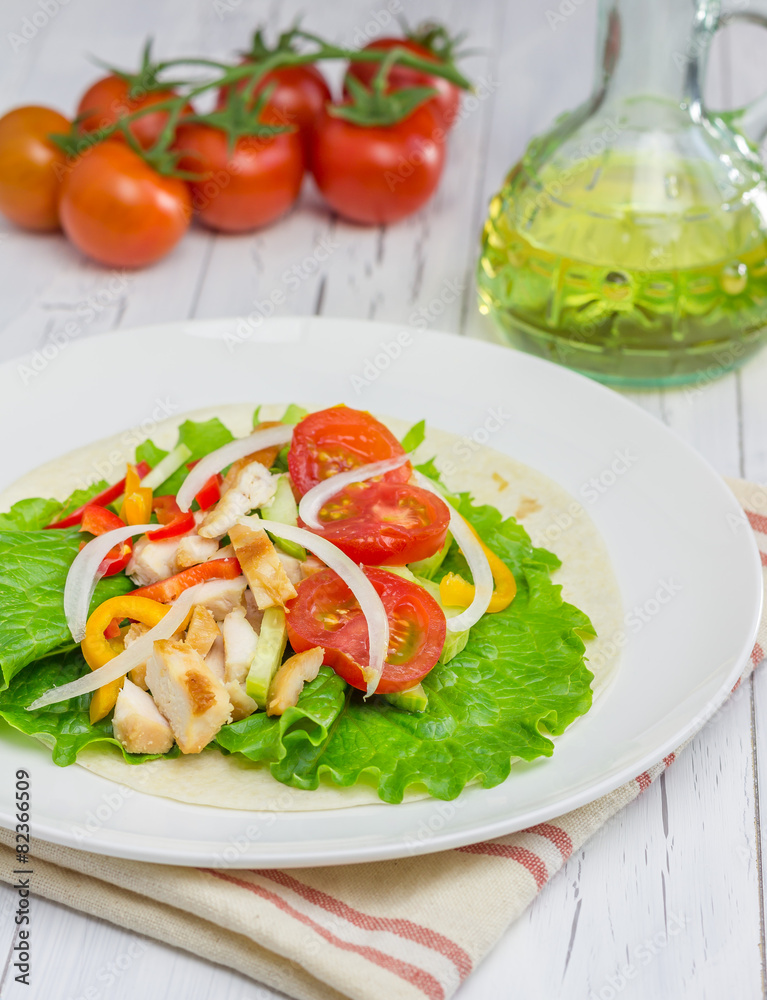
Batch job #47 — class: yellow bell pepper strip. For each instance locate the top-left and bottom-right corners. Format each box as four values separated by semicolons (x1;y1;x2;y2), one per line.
82;595;170;724
439;528;516;614
119;463;153;526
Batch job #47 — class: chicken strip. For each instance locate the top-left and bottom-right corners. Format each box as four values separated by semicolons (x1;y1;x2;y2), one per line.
112;678;174;754
176;533;220;570
193;575;248;621
145;639;232;754
276;550;304;586
243;588;264;633
267;647;325;717
198;461;276;539
127;535;184;587
124;622;150;689
300;555;326;580
205;634;225;681
222;606;259;685
226;680;258;722
185;604;220;658
229;518;297;610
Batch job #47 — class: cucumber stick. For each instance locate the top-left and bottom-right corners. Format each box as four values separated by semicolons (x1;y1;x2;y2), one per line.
261;474;306;560
246;607;288;707
384;683;428;713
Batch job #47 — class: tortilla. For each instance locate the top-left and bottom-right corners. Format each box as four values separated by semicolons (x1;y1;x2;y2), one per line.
0;404;623;810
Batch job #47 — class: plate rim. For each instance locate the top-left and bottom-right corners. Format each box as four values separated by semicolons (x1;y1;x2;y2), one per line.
0;316;762;867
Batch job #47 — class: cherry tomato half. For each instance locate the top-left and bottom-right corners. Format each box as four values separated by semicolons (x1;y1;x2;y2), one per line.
304;480;449;566
288;406;411;496
0;106;70;231
286;566;446;692
174;122;304;233
217;62;331;152
310;103;445;225
346;37;461;130
58;141;191;268
76;76;192;150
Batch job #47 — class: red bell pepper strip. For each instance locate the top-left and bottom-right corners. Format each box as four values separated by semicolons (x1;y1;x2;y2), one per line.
195;475;222;511
147;511;195;541
103;618;122;640
80;505;125;535
185;459;223;511
78;505;133;577
45;461;150;529
128;557;241;603
152;495;182;525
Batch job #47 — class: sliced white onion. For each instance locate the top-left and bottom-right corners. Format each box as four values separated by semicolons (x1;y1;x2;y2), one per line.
64;524;158;643
255;518;389;697
413;472;494;633
28;583;211;712
298;455;410;529
176;425;294;513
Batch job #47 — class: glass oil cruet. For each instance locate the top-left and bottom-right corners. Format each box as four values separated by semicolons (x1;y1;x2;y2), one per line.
477;0;767;387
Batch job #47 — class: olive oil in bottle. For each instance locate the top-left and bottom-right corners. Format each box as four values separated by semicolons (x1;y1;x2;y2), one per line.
478;150;767;386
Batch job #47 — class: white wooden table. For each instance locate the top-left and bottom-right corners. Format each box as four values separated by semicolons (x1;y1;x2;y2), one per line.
1;0;766;997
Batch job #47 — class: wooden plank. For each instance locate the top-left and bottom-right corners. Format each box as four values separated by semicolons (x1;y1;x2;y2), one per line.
0;894;284;1000
453;685;763;1000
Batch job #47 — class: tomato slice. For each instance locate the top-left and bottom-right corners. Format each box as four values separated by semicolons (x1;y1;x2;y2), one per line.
303;481;450;566
288;406;411;496
286;566;446;693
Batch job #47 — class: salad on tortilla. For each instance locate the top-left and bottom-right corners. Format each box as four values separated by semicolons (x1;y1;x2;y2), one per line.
0;404;622;806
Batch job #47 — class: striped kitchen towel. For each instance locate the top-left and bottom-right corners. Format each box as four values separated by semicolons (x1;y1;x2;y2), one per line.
0;476;764;1000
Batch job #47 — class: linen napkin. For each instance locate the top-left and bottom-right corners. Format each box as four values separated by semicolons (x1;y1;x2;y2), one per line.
1;476;764;1000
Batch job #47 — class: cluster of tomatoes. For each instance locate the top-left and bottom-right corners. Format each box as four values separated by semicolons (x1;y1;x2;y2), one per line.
287;407;451;693
0;26;468;269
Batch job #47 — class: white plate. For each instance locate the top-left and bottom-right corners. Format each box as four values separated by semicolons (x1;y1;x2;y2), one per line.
0;317;761;867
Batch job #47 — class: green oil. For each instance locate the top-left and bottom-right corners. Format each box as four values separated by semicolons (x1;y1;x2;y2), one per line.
477;151;767;386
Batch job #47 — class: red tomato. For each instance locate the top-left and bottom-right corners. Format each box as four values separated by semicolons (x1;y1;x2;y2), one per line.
76;76;192;150
303;481;449;566
346;38;461;130
217;62;331;150
0;106;70;231
310;103;444;225
288;407;411;496
174;122;304;232
286;566;446;692
58;141;191;268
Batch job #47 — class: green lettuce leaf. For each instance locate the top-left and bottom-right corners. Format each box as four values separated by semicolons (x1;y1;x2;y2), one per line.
0;498;64;531
137;418;234;496
401;419;426;453
0;529;132;688
0;647;179;766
